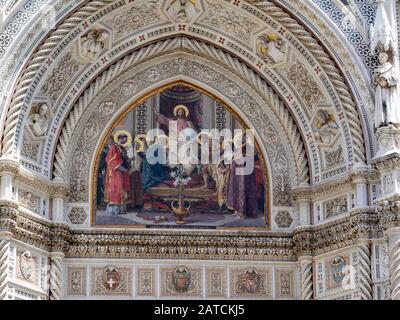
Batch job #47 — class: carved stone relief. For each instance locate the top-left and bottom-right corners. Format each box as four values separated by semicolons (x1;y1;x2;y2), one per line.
165;0;202;22
230;268;272;299
104;1;162;40
206;267;226;298
324;196;348;219
256;32;287;65
79;27;111;61
136;267;156;297
67;267;86;296
68;208;87;225
18;190;41;214
91;266;131;296
274;211;293;228
282;60;325;117
16;251;36;284
40;52;83;106
201;1;259;43
161;266;202;297
323;145;344;170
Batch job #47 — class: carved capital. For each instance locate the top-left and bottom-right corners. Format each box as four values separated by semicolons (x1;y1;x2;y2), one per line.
49;182;70;198
0;158;20;177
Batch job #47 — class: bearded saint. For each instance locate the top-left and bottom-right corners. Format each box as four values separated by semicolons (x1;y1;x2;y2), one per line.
104;131;132;215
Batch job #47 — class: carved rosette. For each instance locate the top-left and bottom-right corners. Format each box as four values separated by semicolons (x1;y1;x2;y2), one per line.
0;238;10;300
299;259;313;300
358;242;372;300
49;254;63;300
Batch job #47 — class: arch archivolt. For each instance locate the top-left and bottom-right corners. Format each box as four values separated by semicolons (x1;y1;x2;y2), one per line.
0;0;369;190
66;53;298;210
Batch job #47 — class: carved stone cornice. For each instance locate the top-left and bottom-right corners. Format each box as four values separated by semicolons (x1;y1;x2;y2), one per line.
350;166;378;184
293;169;379;202
66;230;296;261
293;176;353;201
0;205;387;260
292;226;313;257
15;170;70;197
0;201;18;234
373;153;400;172
293;208;380;256
48;183;70;198
376;201;400;231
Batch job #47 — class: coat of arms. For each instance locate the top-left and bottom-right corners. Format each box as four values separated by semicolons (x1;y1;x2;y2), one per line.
20;251;33;280
172;266;191;292
238;268;262;293
331;256;346;284
102;266;121;290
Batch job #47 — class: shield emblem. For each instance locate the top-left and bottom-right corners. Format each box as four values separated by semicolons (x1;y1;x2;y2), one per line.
240;269;260;293
102;266;121;290
331;256;346;284
172;266;191;292
20;251;33;280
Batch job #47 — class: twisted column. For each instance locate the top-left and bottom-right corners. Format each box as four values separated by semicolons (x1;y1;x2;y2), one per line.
358;242;372;300
388;231;400;300
0;238;10;300
49;254;64;300
299;257;313;300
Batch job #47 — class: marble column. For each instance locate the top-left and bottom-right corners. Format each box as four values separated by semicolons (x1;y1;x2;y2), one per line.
52;197;65;222
0;232;12;300
357;240;373;300
49;252;64;300
387;227;400;300
299;256;313;300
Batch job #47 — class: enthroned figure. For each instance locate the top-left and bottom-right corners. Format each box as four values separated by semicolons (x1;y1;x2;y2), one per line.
155;105;198;175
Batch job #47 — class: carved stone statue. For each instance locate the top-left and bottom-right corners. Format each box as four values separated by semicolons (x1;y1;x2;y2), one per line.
373;52;400;128
370;0;400;129
166;0;199;22
27;103;50;137
314;110;338;144
81;29;109;60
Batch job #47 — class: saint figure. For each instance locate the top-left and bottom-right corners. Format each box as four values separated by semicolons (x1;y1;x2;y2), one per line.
374;51;400;128
226;145;258;218
104;131;132;215
28;103;50;137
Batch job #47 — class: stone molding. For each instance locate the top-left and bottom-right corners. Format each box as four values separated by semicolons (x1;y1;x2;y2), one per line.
0;204;386;260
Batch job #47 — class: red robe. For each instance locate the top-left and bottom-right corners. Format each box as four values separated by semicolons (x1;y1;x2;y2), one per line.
104;143;131;205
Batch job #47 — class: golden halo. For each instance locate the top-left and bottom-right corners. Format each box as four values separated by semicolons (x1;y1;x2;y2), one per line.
134;134;147;153
113;130;132;148
173;104;190;117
